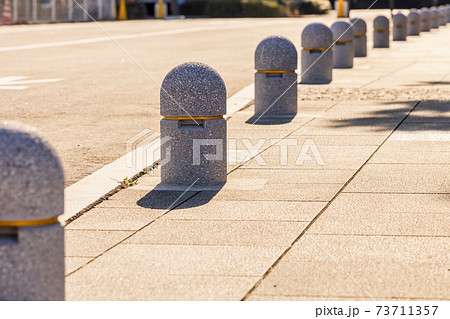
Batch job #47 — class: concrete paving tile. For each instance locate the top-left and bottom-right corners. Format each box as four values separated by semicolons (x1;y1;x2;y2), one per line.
344;164;450;193
309;209;449;237
253;260;448;300
69;272;256;301
96;188;198;209
65;257;91;275
262;144;378;158
65;207;162;231
369;150;450;164
381;140;450;152
65;229;133;257
230;168;356;184
287;134;386;146
323;101;415;119
124;219;307;247
313;193;449;213
168;200;326;222
192;183;342;201
298;118;400;135
252;235;449;299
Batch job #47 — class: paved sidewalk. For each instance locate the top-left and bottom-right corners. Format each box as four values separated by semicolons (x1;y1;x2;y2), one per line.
64;22;449;300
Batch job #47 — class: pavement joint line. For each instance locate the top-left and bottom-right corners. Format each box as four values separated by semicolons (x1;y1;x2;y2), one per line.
307;233;450;238
240;100;422;301
74;178;200;300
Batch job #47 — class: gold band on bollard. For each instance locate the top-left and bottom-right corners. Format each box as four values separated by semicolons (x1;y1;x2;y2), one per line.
0;216;59;227
163;115;223;120
335;39;353;43
374;28;389;31
354;33;366;37
303;47;330;51
256;70;295;73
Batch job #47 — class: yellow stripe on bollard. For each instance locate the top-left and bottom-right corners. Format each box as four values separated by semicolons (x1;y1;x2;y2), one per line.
118;0;127;20
374;28;389;31
157;0;165;19
163;115;224;120
0;217;60;227
354;33;366;37
256;70;295;73
338;0;345;18
336;39;353;43
303;47;330;51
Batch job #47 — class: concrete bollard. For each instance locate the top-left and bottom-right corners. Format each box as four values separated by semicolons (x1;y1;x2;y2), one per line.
350;18;367;57
439;7;447;25
373;16;390;48
420;9;431;32
160;62;227;186
447;6;450;23
254;36;297;115
407;11;420;36
0;122;64;301
331;21;354;69
430;8;440;29
393;13;408;40
301;23;333;84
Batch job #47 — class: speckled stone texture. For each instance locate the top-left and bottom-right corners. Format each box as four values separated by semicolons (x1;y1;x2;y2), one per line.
0;122;64;300
160;119;227;186
255;36;297;71
160;62;227;117
0;224;64;300
254;36;297;115
407;11;420;36
331;21;354;69
301;23;333;84
420;10;431;32
160;63;227;186
373;16;390;48
0;122;64;220
430;9;440;28
393;13;407;41
254;72;297;115
439;7;447;25
350;18;367;57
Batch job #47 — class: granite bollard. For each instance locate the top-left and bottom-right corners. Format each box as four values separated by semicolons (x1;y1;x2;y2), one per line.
420;9;431;32
393;13;408;40
350;18;367;57
439;7;447;25
430;9;440;29
160;62;227;186
254;36;298;116
331;21;354;68
407;11;420;36
373;16;390;48
0;122;64;301
301;23;333;84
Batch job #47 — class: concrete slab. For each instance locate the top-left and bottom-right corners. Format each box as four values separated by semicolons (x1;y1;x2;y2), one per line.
123;219;307;247
65;229;133;257
344;163;450;193
65;257;91;275
169;200;326;222
65;207;163;231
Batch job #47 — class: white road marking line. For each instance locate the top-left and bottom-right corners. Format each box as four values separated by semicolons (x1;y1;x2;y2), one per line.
61;83;255;223
0;76;63;90
0;20;294;53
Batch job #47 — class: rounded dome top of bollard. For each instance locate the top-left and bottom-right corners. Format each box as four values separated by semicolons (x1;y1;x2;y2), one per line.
350;18;367;34
393;13;407;25
0;122;64;221
160;62;227;117
374;15;390;29
408;11;420;22
430;9;438;17
330;21;354;41
255;36;297;71
301;23;333;49
420;10;430;19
